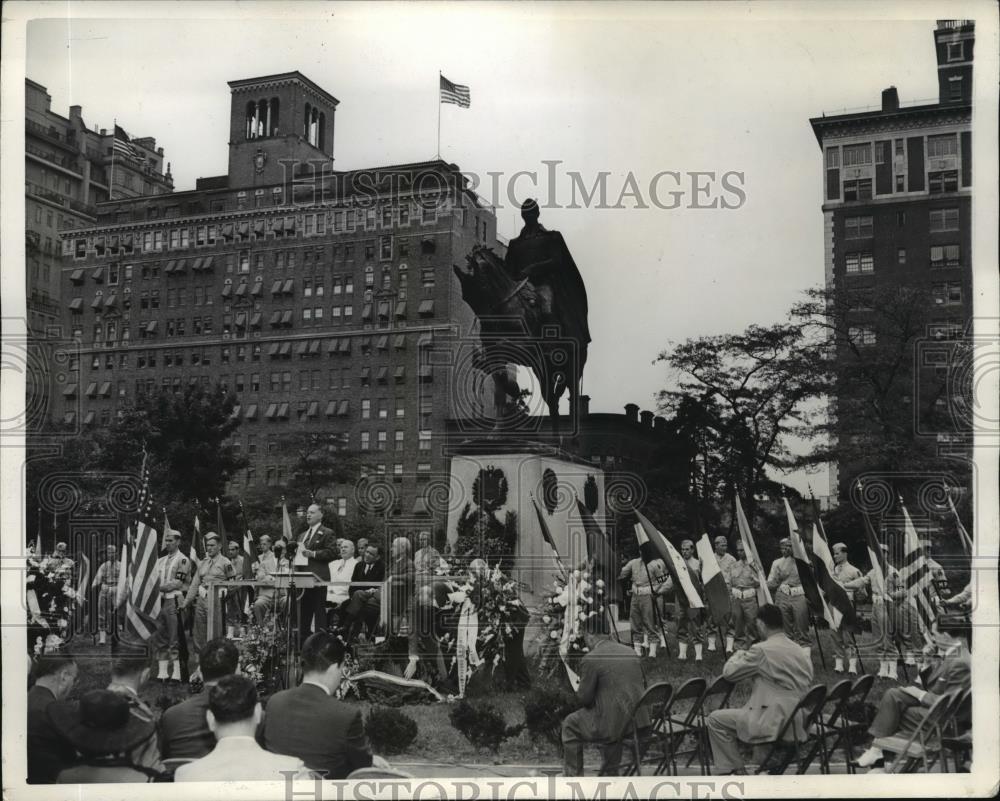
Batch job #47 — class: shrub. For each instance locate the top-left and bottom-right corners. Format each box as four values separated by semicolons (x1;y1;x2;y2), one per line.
364;706;418;755
449;699;523;755
523;684;579;751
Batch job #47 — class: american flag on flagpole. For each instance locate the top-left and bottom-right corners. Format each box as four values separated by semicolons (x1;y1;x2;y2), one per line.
898;498;938;645
113;124;139;159
124;451;162;641
440;74;471;108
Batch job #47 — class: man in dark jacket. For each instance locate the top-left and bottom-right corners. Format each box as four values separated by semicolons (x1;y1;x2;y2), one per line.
294;504;339;640
341;543;386;638
27;652;78;783
263;632;384;778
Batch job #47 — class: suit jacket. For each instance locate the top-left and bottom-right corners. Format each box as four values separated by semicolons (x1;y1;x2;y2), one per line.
263;682;373;779
349;559;386;596
175;735;307;782
570;638;649;742
296;524;338;581
159;689;215;760
923;646;971;705
28;685;76;784
722;632;814;743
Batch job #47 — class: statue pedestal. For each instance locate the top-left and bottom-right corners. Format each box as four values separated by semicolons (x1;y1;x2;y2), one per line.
445;439;606;607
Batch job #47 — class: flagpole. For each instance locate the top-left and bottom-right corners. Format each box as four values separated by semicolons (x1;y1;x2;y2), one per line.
109;119;117;199
436;71;442;159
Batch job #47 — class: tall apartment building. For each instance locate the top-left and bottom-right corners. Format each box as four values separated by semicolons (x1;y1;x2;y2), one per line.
58;72;501;531
26;78;173;334
809;20;974;500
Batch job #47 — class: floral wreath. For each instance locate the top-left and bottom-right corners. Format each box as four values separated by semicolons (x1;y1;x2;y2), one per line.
538;561;606;672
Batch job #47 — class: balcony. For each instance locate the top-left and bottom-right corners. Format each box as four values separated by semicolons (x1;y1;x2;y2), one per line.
26;180;65;206
26;143;81;173
25;118;78;152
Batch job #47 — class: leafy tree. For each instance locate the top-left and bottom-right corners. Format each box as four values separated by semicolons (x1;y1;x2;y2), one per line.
278;432;363;501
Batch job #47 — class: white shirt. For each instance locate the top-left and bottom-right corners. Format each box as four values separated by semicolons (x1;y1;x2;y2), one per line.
327;556;359;603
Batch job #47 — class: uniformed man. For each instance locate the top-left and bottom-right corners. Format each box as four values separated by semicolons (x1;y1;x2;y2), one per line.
669;540;706;661
252;534;289;626
90;544;120;645
154;530;191;682
709;536;738;653
225;542;246;637
180;532;234;677
865;543;902;679
830;543;865;674
619;556;670;658
729;541;761;651
767;538;810;646
47;542;75;579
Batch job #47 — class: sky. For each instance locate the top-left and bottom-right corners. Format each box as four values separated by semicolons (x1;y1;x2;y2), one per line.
15;1;973;495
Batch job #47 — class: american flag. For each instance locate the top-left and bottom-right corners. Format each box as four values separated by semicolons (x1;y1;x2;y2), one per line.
113;124;139;160
899;498;938;644
124;452;162;641
440;74;471;108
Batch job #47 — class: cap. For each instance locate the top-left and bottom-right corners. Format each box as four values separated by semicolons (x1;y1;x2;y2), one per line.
680;539;694;548
204;531;220;544
520;198;539;213
832;542;848;553
714;535;729;546
56;542;68;550
779;537;791;546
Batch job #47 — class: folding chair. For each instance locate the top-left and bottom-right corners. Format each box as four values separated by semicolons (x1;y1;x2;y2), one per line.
753;684;828;775
619;682;673;777
940;687;972;773
657;677;708;775
799;679;852;774
686;675;735;774
875;690;957;773
830;673;876;771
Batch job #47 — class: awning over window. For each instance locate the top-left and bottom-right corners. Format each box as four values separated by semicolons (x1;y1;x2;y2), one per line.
394;366;406;381
296;340;309;356
281;310;293;326
270;311;282;327
91;267;104;282
254;220;265;235
393;334;406;349
308;339;321;355
361;304;373;321
222;223;234;237
376;366;388;383
282;279;294;294
337;400;350;416
70;268;85;283
250;312;262;328
277;402;290;419
238;221;250;237
418;299;435;316
165;260;177;274
63;412;76;425
360;367;371;381
221;284;232;298
279;341;292;356
244;404;258;420
175;259;188;274
91;296;104;309
235;282;247;297
201;256;214;271
326;337;340;354
68;297;83;310
251;281;263;297
284;217;296;232
145;321;158;333
377;302;390;320
271;280;283;295
376;336;388;350
395;302;407;318
104;294;118;309
99;382;112;397
83;411;96;425
412;496;430;515
306;401;319;418
62;384;78;396
264;403;278;419
338;338;351;354
85;382;98;397
325;400;338;417
267;342;280;356
235;312;247;329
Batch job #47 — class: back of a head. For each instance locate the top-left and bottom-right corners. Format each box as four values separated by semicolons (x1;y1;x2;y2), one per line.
111;653;149;682
208;674;259;724
301;632;345;675
32;652;76;681
756;603;784;633
199;638;239;681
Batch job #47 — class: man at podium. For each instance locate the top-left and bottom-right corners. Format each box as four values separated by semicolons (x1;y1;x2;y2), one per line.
292;504;338;640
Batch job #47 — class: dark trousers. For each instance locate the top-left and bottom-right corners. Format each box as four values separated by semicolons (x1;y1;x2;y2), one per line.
299;587;327;641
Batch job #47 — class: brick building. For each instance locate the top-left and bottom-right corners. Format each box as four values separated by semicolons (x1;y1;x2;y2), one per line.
809;20;975;500
58;72;502;529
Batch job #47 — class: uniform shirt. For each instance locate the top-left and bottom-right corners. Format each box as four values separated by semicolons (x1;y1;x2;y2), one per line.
619;557;667;591
715;552;738;587
767;556;802;590
156;551;190;599
832;561;864;591
186;554;234;605
729;558;761;590
93;558;120;587
865;565;901;602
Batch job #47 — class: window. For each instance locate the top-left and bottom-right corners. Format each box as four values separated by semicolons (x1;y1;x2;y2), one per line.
897;248;906;265
928;171;958;194
825;148;840;168
365;265;374;286
378;399;389;419
947;41;964;62
927;134;958;158
845;252;874;274
929;208;959;232
895;175;905;192
948;76;963;101
362;399;371;420
932;282;963;307
418;429;431;451
844;215;873;238
377;431;387;451
421;268;435;291
394;430;404;451
380;235;392;260
843;179;872;201
842;143;872;166
930;244;961;268
848;325;876;346
360;432;370;451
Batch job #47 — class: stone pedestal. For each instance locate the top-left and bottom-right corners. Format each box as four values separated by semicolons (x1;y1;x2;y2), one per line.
445;439;606;606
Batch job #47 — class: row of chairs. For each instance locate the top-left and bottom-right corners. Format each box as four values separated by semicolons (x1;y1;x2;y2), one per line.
873;686;972;773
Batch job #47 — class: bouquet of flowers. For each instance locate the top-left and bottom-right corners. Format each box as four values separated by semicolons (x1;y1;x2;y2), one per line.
237;623;286;696
537;562;606;680
26;552;81;635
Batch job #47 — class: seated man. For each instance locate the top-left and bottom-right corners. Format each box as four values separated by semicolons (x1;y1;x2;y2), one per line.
175;675;307;781
263;632;386;778
326;539;359;630
160;639;239;760
341;544;386;639
27;652;78;784
561;626;648;776
106;647;163;774
706;603;814;775
854;613;971;769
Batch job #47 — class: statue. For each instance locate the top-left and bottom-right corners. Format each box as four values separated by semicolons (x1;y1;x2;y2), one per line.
453;200;590;438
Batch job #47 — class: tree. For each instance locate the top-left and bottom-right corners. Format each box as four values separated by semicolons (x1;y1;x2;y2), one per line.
278;431;363;501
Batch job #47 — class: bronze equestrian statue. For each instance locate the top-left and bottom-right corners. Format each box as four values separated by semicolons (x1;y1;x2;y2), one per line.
453;199;591;439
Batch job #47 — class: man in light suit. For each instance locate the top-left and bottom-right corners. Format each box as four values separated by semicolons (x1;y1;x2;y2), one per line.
562;629;650;776
263;631;385;779
294;504;339;641
707;603;814;774
176;674;308;781
855;613;971;768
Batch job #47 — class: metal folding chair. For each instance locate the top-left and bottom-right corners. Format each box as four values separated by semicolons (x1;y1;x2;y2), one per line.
753;684;828;775
619;682;673;776
658;677;708;775
940;687;972;773
686;675;735;773
876;690;958;773
800;679;853;773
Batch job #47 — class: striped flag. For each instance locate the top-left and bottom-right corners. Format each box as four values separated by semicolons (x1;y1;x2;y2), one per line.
634;510;704;608
899;499;938;644
113;124;139;159
124;455;163;641
861;510;888;597
440;74;471;108
810;522;857;632
115;533;130;609
696;533;732;628
281;499;294;545
734;495;772;605
783;498;835;628
531;495;567;577
216;498;228;552
946;495;973;557
190;514;202;566
575;500;618;605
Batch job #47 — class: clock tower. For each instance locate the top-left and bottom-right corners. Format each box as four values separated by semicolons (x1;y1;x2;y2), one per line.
227;71;339;188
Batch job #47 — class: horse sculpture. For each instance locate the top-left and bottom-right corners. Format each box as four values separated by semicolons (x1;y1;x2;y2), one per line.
453;244;589;439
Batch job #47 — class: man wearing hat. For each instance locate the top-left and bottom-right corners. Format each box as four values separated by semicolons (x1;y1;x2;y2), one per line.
48;689;161;782
619;554;669;658
225;540;248;637
91;543;120;645
47;541;75;578
154;530;190;682
181;532;234;676
27;652;78;783
106;648;163;773
864;543;903;679
767;538;811;646
830;543;865;674
709;536;738;653
665;540;706;661
728;541;761;650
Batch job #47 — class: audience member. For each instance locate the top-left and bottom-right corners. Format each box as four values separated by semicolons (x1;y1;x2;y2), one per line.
561;627;649;776
326;539;360;629
175;675;307;781
264;632;384;778
342;544;386;638
159;638;239;760
49;689;160;783
27;652;78;783
106;648;163;773
854;613;971;768
706;603;814;775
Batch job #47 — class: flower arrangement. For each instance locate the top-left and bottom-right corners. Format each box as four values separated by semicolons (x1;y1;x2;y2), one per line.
26;552;81;635
236;622;287;696
536;562;606;676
